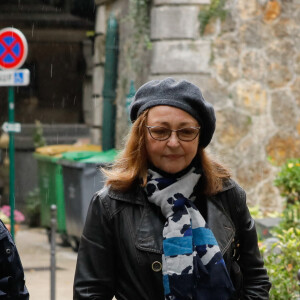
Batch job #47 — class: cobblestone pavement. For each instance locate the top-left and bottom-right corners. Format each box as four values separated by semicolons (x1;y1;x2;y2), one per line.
15;226;77;300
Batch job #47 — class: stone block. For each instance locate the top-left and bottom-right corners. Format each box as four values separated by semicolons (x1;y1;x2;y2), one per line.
291;77;300;106
95;5;106;35
237;160;272;191
272;18;298;38
154;0;209;4
266;62;292;89
257;183;282;212
92;66;104;95
151;6;198;39
215;108;252;147
271;90;297;129
215;58;239;84
232;80;268;115
240;50;267;82
151;41;211;74
266;134;300;165
265;39;295;66
239;21;273;49
237;0;261;20
94;35;106;64
294;54;300;74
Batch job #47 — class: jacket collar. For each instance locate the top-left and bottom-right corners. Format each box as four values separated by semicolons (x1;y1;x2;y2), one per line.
108;183;145;205
108;178;235;204
108;179;236;255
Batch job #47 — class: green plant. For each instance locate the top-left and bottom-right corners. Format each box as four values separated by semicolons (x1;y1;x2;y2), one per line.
33;120;46;149
259;187;300;298
249;205;264;219
274;158;300;204
198;0;227;35
25;188;40;227
127;0;152;50
272;202;300;234
261;228;300;299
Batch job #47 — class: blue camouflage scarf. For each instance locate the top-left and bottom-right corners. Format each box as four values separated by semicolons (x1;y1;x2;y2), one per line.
145;166;234;300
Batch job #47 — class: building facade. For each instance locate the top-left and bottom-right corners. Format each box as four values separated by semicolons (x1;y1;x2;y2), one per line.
92;0;300;212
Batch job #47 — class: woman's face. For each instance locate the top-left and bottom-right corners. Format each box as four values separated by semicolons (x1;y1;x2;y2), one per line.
145;106;199;174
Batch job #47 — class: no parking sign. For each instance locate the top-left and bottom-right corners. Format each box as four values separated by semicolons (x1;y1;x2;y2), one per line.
0;27;28;70
0;28;30;86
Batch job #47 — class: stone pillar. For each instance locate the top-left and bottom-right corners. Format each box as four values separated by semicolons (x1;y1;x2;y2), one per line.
91;4;106;144
82;39;93;128
150;0;211;82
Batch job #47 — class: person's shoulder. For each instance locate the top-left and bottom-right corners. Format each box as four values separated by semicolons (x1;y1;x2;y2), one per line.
217;178;246;204
0;219;10;238
91;183;145;216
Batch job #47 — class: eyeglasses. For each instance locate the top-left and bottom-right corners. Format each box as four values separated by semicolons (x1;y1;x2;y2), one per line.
145;126;200;141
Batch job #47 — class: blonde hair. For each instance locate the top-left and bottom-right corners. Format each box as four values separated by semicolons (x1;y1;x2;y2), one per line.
103;110;231;195
198;148;231;195
102;110;149;191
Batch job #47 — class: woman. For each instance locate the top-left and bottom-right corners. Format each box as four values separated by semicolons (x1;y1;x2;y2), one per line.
73;78;271;299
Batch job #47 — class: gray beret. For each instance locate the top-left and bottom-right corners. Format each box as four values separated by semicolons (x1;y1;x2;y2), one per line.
129;77;216;148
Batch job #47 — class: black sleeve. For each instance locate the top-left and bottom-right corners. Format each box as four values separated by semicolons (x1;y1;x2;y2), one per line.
232;185;272;299
73;191;116;300
0;220;29;299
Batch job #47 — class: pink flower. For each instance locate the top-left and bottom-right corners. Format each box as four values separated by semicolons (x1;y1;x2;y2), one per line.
0;205;25;223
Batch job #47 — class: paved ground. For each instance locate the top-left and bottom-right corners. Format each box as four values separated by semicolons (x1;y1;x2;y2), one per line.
15;226;77;300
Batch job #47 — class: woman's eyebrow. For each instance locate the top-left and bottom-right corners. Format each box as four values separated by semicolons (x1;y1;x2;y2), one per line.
152;121;197;126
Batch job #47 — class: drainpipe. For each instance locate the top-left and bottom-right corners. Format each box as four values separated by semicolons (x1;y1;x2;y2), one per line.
101;14;119;151
126;80;136;125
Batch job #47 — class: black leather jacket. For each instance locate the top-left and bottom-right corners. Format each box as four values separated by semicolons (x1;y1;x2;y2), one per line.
73;179;271;300
0;220;29;299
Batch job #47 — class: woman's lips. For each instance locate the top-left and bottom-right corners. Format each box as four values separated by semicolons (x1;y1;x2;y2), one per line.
165;155;183;159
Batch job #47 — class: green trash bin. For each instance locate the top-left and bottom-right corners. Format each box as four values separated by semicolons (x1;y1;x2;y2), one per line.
33;153;67;243
58;149;118;251
33;145;102;244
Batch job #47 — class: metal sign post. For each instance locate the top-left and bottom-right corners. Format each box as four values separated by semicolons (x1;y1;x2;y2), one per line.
50;205;57;300
0;27;29;240
8;87;15;238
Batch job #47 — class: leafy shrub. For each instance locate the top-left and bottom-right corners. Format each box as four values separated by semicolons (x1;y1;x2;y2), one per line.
273;203;300;233
260;159;300;299
261;227;300;300
33;120;46;149
25;188;40;227
274;158;300;204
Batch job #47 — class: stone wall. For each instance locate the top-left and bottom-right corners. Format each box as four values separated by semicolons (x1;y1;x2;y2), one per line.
149;0;300;212
94;0;300;212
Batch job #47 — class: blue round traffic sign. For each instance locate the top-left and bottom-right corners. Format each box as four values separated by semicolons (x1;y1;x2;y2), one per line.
0;28;28;70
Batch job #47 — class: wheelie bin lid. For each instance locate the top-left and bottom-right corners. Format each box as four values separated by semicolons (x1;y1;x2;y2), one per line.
80;149;118;164
33;152;61;162
57;149;118;168
60;151;103;161
35;144;102;157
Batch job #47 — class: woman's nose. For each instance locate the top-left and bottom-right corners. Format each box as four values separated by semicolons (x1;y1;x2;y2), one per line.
167;131;180;147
